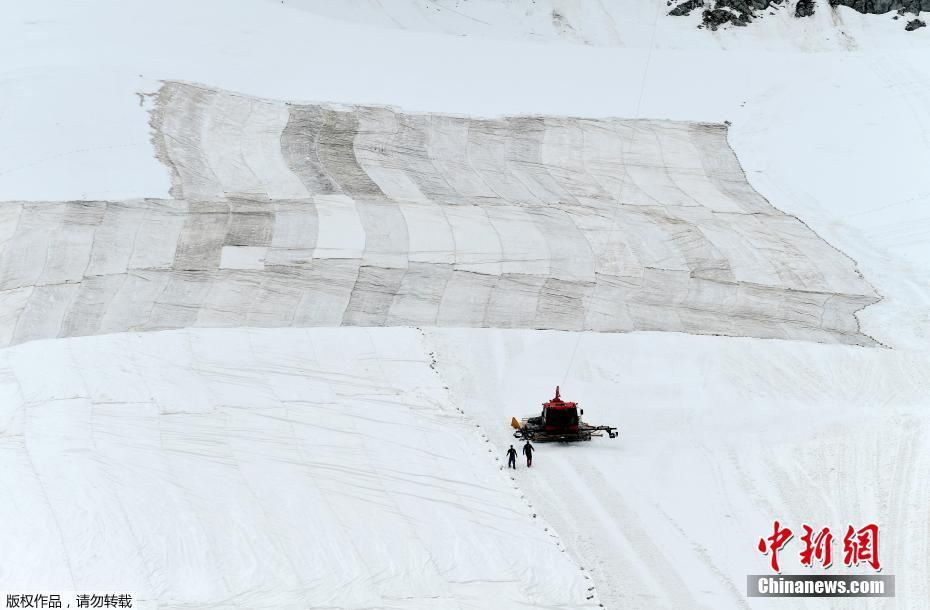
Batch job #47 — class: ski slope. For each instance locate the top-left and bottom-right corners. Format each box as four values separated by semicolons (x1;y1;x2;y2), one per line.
1;1;929;608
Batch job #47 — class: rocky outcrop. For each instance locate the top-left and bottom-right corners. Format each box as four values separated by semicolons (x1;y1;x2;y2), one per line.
669;0;705;16
830;0;929;13
796;0;816;16
696;0;789;29
672;0;928;25
905;17;927;28
702;8;749;28
686;0;786;28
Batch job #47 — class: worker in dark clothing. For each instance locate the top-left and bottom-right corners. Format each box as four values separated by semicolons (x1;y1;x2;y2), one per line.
523;441;535;467
506;445;518;469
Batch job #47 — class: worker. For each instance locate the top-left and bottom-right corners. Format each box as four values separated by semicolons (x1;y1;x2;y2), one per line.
522;441;535;467
506;445;518;469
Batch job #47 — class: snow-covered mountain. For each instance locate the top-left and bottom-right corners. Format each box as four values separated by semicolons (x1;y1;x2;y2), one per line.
1;1;928;608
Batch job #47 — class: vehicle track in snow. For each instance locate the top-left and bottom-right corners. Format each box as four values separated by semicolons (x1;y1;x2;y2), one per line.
0;327;605;609
416;326;606;608
428;328;930;609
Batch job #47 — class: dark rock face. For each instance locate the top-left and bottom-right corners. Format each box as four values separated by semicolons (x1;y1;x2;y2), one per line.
671;0;794;28
905;17;927;28
697;0;785;28
672;0;928;26
703;8;743;28
669;0;705;16
718;0;777;11
831;0;929;13
795;0;816;16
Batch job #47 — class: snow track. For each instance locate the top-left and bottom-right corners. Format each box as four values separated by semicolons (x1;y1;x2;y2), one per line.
5;325;924;609
0;328;599;609
430;329;930;609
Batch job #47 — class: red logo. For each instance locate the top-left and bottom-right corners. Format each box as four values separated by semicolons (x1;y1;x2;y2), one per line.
800;525;834;568
757;520;793;573
843;523;881;571
757;521;881;572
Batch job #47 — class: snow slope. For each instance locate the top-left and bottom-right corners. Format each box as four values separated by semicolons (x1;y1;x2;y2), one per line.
432;328;930;608
1;0;928;348
1;0;929;608
0;82;881;347
272;0;930;50
0;328;599;609
3;326;928;608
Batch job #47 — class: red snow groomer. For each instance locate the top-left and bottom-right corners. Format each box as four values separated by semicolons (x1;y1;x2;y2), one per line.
511;386;618;443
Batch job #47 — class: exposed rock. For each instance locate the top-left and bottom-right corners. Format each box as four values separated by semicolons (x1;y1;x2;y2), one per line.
686;0;787;27
905;17;927;28
703;8;737;28
718;0;778;12
796;0;816;16
669;0;704;16
673;0;929;26
831;0;930;13
702;6;755;28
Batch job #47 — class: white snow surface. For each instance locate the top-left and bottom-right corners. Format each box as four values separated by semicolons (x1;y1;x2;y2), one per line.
270;0;930;50
0;328;599;609
1;0;928;347
3;327;929;609
1;1;930;609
